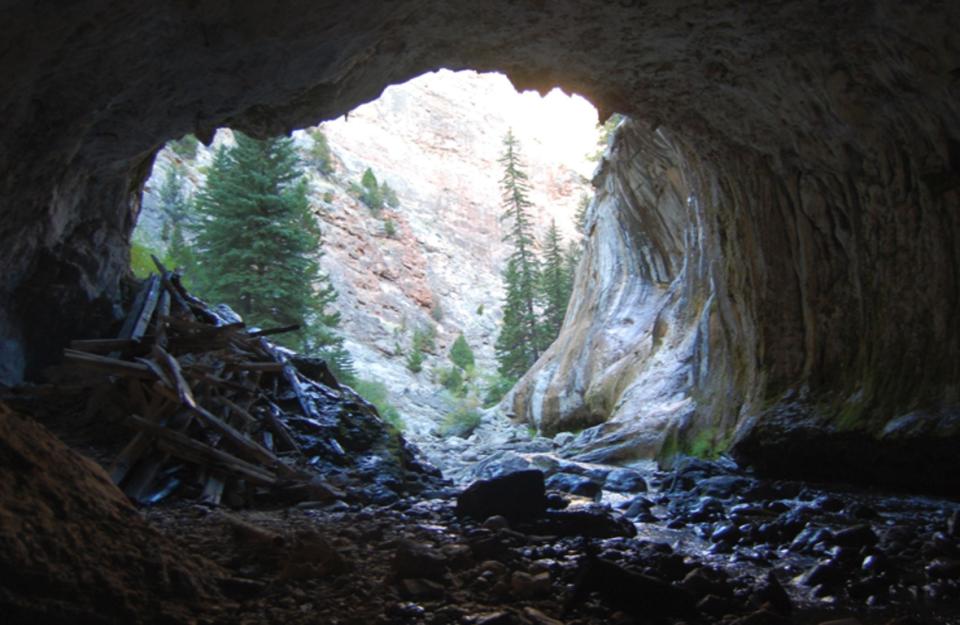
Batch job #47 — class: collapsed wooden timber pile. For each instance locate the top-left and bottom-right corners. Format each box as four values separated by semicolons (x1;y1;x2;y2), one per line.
62;261;403;507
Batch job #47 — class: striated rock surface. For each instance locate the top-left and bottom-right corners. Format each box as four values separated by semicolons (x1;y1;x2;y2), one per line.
2;1;960;489
513;115;960;493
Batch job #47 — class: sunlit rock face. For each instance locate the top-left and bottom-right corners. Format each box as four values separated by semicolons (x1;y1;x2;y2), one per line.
513;114;960;492
1;1;959;488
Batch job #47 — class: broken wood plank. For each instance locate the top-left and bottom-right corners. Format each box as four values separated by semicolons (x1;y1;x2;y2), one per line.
200;472;227;506
152;384;295;476
213;395;258;430
154;288;172;349
69;337;146;354
153;345;197;408
116;276;157;341
128;276;163;342
126;414;278;486
63;349;156;379
247;324;300;338
225;361;285;373
264;404;302;456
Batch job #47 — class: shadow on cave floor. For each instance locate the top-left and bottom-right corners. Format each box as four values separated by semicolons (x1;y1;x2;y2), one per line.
3;380;960;625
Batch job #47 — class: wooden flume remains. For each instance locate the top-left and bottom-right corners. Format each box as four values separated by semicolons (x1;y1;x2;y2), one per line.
63;258;350;507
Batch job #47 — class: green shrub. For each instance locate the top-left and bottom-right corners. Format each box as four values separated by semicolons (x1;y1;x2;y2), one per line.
383;219;397;238
482;374;516;408
382;182;400;208
308;128;334;174
406;348;425;373
169;134;200;160
476;304;484;315
412;324;437;353
360;168;383;211
449;333;475;370
130;240;160;278
353;379;404;431
439;366;464;395
439;399;482;438
323;190;334;203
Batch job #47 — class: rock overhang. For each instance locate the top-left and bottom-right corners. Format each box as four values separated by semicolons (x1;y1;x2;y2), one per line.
1;1;959;489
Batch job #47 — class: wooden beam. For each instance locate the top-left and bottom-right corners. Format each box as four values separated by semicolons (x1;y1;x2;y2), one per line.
63;349;156;379
127;414;278;486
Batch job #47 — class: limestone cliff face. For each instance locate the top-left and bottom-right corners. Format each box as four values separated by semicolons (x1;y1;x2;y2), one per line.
306;70;592;435
513;116;960;492
137;70;592;436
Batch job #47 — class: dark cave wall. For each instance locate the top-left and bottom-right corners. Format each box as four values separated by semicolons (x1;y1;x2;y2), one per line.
1;0;960;485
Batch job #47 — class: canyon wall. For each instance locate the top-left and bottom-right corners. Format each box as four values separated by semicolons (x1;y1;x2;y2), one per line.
137;70;592;436
513;114;960;491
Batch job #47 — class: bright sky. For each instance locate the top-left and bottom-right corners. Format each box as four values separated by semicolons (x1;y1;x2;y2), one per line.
489;79;601;178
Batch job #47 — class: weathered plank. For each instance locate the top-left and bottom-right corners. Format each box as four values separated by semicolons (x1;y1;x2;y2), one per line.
63;349;156;379
127;414;278;486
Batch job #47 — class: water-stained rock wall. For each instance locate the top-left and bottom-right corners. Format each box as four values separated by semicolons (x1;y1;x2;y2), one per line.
513;114;960;492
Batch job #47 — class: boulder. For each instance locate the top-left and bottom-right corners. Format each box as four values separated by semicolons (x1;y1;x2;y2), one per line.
456;470;547;523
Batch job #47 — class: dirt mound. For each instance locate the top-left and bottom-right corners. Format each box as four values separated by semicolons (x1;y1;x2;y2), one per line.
0;403;226;625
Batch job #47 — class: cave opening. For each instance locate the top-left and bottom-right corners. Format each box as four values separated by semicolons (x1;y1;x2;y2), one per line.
3;3;960;624
130;69;608;481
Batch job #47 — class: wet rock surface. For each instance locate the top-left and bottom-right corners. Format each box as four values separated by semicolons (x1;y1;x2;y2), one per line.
5;389;960;624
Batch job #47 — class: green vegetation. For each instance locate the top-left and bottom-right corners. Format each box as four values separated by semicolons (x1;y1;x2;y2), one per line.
412;324;437;353
383;219;397;238
589;113;624;161
482;373;516;408
449;333;475;370
169;134;201;160
539;219;571;343
575;193;590;234
439;399;482;438
495;130;543;380
191;131;354;381
130;238;165;279
493;132;579;384
439;366;465;395
307;127;334;175
476;303;484;316
382;182;400;208
357;167;384;211
405;348;425;373
353;379;404;431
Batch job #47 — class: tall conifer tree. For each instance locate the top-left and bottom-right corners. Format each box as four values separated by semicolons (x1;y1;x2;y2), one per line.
494;130;542;380
539;219;568;346
192;132;353;380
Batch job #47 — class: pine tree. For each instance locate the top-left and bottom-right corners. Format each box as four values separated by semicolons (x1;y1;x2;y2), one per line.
563;241;581;299
540;219;568;346
450;333;475;370
575;193;590;234
307;127;333;175
192;132;353;380
495;259;539;380
360;167;383;211
494;130;542;379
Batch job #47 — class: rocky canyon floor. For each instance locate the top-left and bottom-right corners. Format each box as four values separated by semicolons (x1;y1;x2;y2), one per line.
3;385;959;625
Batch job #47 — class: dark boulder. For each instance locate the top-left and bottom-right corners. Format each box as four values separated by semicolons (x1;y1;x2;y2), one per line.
603;468;648;493
545;472;602;500
456;470;547;523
